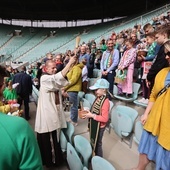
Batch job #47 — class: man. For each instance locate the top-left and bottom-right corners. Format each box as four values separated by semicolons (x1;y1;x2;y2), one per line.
35;56;76;168
100;38;119;100
79;45;90;67
55;53;64;72
143;23;155;34
146;27;170;90
0;65;43;170
13;66;32;120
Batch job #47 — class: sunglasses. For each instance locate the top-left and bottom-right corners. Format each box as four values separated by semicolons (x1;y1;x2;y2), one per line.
165;51;170;57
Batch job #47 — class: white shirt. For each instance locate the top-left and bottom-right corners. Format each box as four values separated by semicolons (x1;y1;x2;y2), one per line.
82;65;88;82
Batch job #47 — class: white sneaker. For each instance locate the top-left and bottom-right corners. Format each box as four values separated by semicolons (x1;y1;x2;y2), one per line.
143;99;149;104
138;98;145;103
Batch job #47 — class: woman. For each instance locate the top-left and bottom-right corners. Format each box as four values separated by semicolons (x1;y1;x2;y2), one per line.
133;40;170;170
62;54;84;126
117;38;136;97
83;78;110;157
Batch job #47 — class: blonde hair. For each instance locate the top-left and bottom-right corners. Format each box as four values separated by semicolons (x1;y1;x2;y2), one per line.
164;40;170;52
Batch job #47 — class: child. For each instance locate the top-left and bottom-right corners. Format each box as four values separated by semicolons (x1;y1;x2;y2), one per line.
117;39;136;98
3;80;18;104
0;80;19;115
137;32;158;104
83;78;110;157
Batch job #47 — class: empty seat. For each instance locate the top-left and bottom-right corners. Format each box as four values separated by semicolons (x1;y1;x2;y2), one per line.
93;69;100;78
67;142;83;170
60;130;68;153
78;91;85;107
109;105;138;148
74;135;92;168
133;121;143;144
133;99;147;108
63;122;75;145
88;78;97;89
92;156;115;170
109;100;114;113
81;98;91;110
84;93;96;106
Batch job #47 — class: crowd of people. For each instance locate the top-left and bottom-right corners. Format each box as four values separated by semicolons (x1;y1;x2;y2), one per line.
0;10;170;170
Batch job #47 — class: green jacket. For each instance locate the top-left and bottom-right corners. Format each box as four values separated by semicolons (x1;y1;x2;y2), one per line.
64;63;84;92
0;113;43;170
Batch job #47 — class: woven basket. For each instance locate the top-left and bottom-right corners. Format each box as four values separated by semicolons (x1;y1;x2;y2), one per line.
78;109;88;119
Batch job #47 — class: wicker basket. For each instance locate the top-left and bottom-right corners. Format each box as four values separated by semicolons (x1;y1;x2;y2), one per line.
78;109;88;119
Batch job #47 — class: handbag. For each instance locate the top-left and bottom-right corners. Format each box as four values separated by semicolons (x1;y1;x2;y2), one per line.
157;83;170;98
115;69;127;84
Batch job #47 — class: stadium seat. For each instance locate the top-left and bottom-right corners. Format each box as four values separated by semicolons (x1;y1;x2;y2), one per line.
133;99;147;108
133;121;143;144
78;91;85;107
81;98;91;110
60;130;68;153
93;68;100;78
63;122;75;145
109;105;138;148
109;100;114;113
92;156;115;170
67;142;84;170
88;78;97;89
114;83;141;104
74;135;92;168
84;93;96;106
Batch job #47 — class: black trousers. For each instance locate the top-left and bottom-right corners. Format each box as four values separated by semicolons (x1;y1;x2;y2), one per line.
95;127;105;157
37;131;64;167
18;95;30;120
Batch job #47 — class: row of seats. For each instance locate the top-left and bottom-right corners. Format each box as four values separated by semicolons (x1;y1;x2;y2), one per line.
60;121;116;170
109;105;143;148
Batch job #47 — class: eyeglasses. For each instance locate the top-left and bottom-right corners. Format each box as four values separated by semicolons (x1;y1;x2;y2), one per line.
165;51;170;57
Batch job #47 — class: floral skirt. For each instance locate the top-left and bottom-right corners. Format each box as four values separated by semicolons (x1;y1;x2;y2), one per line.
139;129;170;170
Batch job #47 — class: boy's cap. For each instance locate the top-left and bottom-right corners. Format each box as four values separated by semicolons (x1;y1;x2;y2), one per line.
89;78;109;90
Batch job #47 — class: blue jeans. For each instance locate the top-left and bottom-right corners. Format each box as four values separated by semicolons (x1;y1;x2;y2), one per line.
68;92;78;123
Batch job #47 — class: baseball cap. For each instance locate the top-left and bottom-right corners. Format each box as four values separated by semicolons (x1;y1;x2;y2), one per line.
89;78;109;90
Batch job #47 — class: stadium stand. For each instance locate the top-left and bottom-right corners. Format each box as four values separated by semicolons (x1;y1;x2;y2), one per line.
0;2;170;170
